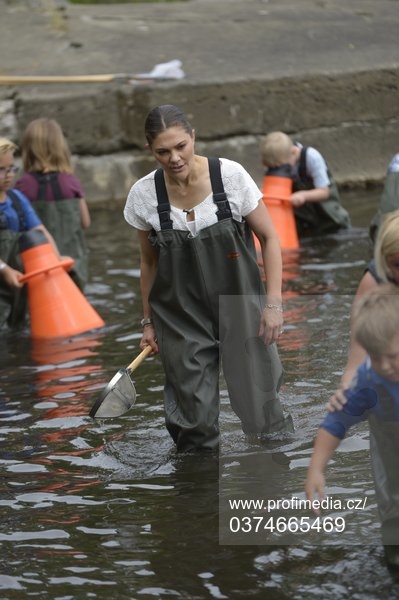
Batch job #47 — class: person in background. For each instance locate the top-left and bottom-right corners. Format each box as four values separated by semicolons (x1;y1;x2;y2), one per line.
369;153;399;242
305;284;399;577
328;209;399;408
260;131;351;235
124;104;293;452
0;137;63;328
15;118;90;290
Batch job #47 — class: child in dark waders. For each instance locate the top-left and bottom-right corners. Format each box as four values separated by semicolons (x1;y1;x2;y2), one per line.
328;210;399;402
15;118;90;290
260;131;351;236
369;153;399;242
0;137;64;328
124;104;293;452
305;284;399;578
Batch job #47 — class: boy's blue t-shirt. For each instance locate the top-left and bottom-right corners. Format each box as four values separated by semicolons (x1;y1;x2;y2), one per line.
321;360;399;439
0;189;42;232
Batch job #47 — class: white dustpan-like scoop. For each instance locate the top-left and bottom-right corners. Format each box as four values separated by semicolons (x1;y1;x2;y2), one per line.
89;346;152;418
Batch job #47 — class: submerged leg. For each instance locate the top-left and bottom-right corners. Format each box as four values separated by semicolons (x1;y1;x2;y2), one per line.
157;322;221;452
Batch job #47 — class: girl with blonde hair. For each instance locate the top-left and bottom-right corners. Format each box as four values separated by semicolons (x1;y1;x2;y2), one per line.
16;118;90;289
328;209;399;409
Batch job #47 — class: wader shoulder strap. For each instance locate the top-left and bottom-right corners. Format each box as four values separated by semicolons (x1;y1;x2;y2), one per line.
6;189;26;232
298;146;313;186
154;168;174;230
154;159;233;230
0;207;7;231
208;157;232;221
32;172;65;202
366;259;382;283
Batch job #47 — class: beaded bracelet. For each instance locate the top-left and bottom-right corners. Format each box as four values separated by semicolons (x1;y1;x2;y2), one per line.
264;303;283;313
0;261;7;271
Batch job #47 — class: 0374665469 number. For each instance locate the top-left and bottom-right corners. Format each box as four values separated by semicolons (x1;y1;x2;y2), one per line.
229;516;345;534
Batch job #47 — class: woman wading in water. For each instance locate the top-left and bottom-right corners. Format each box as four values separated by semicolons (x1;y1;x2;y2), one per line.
124;105;293;452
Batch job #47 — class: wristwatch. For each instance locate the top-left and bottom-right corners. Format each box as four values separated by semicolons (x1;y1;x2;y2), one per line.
140;317;153;328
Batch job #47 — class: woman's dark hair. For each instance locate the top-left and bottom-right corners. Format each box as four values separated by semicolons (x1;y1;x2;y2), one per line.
144;105;193;146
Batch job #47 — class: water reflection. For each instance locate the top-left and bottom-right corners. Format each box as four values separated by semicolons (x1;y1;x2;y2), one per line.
1;190;399;598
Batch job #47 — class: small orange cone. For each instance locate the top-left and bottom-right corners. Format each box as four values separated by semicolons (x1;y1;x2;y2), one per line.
257;164;299;251
19;230;104;339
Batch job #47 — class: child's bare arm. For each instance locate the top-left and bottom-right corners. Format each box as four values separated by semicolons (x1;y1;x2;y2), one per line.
290;186;329;207
305;428;341;514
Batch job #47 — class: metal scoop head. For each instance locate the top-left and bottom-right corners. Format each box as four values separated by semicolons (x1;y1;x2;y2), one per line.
89;346;152;418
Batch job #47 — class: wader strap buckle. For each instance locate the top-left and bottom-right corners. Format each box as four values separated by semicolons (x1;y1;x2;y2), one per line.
154;169;173;230
208;157;232;221
157;202;174;229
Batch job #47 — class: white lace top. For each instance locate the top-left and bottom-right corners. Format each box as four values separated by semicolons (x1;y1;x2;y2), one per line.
124;158;262;235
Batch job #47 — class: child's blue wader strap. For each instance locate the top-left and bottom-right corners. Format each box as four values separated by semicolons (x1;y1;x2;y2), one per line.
5;189;26;232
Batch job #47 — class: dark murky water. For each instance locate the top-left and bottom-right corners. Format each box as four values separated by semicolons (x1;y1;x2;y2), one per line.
1;187;399;599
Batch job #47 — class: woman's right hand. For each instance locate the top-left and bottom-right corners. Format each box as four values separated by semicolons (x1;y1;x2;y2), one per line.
140;324;159;354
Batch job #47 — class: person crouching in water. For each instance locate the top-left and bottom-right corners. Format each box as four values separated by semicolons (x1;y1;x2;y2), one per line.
260;131;351;236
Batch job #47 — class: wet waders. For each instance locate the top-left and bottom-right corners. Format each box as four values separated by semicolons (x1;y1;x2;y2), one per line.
0;191;28;328
30;172;88;290
369;388;399;572
293;146;351;235
149;158;293;452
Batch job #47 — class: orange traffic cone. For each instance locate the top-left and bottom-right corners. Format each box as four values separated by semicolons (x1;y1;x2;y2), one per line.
19;230;104;339
258;164;299;251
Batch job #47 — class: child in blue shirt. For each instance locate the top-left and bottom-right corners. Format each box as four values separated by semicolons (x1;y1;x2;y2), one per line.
0;137;63;327
305;284;399;576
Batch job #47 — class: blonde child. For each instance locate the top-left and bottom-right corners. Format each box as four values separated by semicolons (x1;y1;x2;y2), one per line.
305;284;399;575
329;209;399;406
16;118;90;290
0;137;62;327
260;131;350;235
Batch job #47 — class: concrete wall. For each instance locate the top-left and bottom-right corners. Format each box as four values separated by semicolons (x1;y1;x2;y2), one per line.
1;67;398;205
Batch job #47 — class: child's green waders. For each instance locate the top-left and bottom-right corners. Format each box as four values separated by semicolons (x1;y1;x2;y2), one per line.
369;389;399;567
147;158;293;452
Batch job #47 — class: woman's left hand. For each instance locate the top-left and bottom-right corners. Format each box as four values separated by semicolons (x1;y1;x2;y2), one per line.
259;306;284;345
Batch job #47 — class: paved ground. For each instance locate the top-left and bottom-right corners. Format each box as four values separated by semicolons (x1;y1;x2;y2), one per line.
2;0;399;86
2;0;399;201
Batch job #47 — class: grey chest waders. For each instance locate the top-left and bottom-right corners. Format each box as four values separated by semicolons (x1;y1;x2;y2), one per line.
293;146;351;235
30;172;88;290
148;158;293;452
0;192;27;328
368;388;399;562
